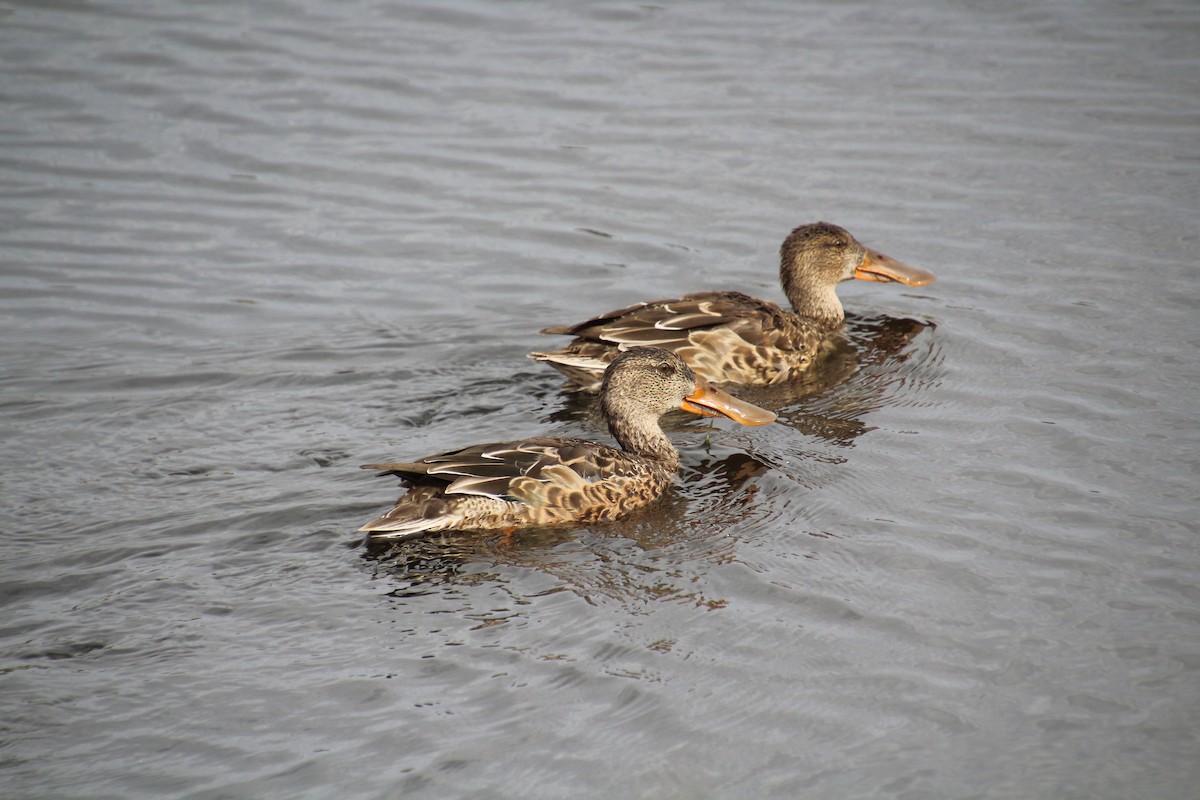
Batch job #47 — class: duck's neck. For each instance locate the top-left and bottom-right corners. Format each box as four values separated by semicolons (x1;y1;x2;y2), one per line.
604;404;681;470
781;266;845;328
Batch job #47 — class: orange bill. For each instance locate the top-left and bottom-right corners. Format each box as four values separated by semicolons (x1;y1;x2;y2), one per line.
680;378;777;426
854;246;936;286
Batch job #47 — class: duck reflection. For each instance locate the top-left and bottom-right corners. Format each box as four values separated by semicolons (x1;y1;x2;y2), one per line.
766;312;938;446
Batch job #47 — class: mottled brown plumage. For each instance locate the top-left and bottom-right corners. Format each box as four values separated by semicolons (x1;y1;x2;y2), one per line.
530;222;935;391
360;347;775;539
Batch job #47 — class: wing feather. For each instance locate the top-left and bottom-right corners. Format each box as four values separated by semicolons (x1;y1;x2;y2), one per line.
364;438;624;502
542;292;785;345
532;291;814;389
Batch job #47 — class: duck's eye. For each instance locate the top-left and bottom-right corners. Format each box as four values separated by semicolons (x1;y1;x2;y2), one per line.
829;239;847;249
658;363;676;377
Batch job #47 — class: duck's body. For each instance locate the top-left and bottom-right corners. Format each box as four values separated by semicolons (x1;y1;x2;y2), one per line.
531;290;836;391
360;436;676;536
360;347;775;538
530;222;935;392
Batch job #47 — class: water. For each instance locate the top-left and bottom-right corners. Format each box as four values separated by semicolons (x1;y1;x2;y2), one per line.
2;0;1198;797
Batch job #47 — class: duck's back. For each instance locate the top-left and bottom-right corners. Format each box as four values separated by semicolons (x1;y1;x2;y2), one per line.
531;291;830;390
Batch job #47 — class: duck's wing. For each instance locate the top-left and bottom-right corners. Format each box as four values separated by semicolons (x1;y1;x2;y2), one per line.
538;291;789;350
359;437;651;536
360;434;672;534
362;436;627;503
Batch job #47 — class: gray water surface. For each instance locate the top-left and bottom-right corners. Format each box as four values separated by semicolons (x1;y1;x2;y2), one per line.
2;1;1198;798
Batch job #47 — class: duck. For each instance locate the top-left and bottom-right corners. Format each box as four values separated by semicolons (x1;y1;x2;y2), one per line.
529;221;935;391
359;347;776;538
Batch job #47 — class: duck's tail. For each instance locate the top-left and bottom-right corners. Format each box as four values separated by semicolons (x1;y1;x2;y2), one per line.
527;350;606;393
358;478;456;538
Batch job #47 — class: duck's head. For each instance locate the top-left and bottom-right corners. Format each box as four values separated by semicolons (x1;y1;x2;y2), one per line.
600;347;777;439
780;222;935;324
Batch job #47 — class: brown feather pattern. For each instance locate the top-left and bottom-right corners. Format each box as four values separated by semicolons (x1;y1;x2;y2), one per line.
361;436;673;537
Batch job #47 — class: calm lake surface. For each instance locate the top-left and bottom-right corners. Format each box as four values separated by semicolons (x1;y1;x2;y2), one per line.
2;1;1198;797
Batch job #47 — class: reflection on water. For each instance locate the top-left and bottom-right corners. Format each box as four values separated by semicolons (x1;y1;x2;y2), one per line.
740;312;940;446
